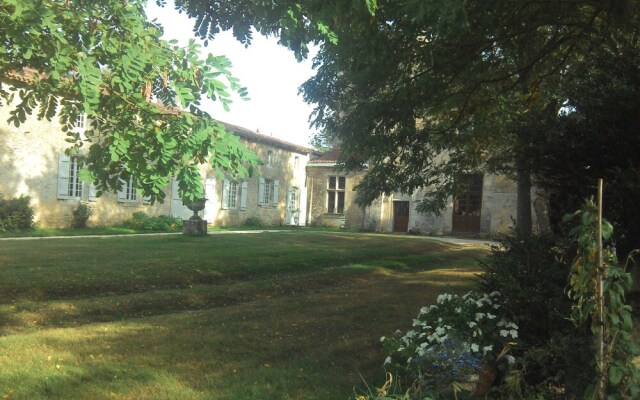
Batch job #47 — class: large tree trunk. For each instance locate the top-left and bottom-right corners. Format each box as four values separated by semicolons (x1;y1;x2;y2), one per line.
516;168;533;234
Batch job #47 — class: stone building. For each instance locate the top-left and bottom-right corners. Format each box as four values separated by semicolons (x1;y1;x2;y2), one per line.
306;149;545;237
0;78;312;228
170;123;311;227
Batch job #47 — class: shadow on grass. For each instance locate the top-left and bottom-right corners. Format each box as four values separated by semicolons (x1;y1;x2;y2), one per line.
0;264;481;400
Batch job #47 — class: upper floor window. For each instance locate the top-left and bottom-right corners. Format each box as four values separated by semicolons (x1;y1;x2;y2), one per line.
294;156;300;169
266;150;274;166
327;176;346;214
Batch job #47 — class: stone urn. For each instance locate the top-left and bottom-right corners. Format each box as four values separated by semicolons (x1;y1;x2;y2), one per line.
183;198;207;220
182;198;208;235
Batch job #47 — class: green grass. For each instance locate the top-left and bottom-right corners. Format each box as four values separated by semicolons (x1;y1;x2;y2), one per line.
0;226;174;238
0;232;489;399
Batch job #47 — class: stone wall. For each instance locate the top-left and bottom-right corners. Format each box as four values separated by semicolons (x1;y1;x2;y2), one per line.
305;165;365;229
195;140;309;227
0;100;170;228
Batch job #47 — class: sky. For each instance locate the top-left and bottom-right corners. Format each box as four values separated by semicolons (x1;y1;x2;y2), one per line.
145;1;318;148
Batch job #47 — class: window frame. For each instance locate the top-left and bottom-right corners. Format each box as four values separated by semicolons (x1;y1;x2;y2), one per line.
118;176;138;203
326;175;346;214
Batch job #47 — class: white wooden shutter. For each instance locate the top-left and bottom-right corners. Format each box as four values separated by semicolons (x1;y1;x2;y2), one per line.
117;178;127;202
57;154;70;199
142;194;151;205
221;179;230;209
204;179;217;222
272;180;280;207
88;183;98;202
240;181;248;210
258;177;265;206
172;178;184;200
286;187;293;210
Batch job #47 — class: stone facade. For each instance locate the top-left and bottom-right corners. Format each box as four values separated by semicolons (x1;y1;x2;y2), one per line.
0;101;172;228
174;123;311;227
1;96;311;228
306;150;544;237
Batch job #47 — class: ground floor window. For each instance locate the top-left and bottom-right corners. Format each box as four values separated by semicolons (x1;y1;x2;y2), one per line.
118;176;138;202
57;154;83;199
222;179;239;209
327;176;345;214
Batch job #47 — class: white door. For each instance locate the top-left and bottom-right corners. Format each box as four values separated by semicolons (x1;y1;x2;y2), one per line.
285;187;300;225
170;178;193;220
203;179;217;223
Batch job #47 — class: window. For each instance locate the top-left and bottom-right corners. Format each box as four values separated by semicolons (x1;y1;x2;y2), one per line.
263;179;273;205
259;177;279;206
118;176;138;202
222;179;239;209
293;156;299;169
327;176;346;214
266;150;274;166
57;154;83;199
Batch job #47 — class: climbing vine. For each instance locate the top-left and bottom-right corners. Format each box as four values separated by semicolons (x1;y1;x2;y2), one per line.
564;199;640;399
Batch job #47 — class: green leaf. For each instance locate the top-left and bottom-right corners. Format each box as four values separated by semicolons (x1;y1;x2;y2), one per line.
609;365;624;386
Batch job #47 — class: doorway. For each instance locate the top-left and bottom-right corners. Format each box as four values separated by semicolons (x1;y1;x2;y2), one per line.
452;175;483;234
393;201;410;232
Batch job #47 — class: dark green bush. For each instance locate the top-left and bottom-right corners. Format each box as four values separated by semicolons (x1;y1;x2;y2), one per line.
122;212;183;231
71;202;93;229
243;216;263;227
0;194;34;232
476;228;592;397
476;229;574;346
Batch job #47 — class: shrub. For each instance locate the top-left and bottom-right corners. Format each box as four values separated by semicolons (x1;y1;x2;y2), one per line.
122;212;182;231
71;202;93;229
381;291;518;396
0;194;34;232
476;229;574;346
243;216;263;227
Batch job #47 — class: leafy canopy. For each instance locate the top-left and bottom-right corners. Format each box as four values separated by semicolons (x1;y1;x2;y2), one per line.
0;0;259;203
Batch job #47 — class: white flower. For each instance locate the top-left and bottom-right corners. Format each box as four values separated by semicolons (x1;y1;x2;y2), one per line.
468;321;477;328
475;312;485;321
486;313;496;320
384;356;392;365
505;355;516;365
490;291;501;297
482;345;493;355
500;329;509;337
455;307;462;313
380;336;386;343
435;326;446;336
419;306;429;315
471;343;479;352
510;329;518;338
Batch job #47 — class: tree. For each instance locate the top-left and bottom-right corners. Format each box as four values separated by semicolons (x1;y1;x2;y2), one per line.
302;1;640;233
0;0;258;203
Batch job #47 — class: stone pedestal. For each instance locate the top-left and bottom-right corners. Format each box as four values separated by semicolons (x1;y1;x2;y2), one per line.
182;219;208;236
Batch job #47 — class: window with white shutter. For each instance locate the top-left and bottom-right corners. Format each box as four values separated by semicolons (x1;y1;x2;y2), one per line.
57;154;83;199
117;176;138;202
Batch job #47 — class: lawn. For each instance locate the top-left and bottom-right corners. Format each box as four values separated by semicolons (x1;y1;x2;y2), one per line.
0;231;489;399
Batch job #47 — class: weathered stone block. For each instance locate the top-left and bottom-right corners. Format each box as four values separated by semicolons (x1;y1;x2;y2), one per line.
182;219;208;236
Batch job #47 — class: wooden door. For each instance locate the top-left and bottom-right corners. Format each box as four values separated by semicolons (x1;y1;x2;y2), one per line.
452;175;483;234
393;201;410;232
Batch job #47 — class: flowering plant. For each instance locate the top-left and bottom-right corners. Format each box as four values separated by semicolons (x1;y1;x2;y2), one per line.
380;291;518;390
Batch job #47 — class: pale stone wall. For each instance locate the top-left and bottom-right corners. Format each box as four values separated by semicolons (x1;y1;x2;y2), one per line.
199;140;309;227
0;98;171;228
305;165;365;228
306;167;536;237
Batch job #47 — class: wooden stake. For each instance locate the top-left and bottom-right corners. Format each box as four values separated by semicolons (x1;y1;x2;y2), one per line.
596;178;605;400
